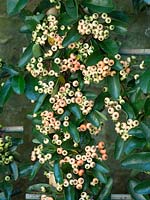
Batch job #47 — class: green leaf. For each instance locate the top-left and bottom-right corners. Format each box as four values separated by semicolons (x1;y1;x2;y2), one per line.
114;136;125;160
27;183;52;192
65;185;75;200
93;169;107;184
86;50;103;66
129;127;145;138
29;161;41;181
94;92;107;110
25;14;44;31
68;122;80;143
69;104;83;122
112;60;123;71
65;0;78;20
62;26;81;48
19;164;33;177
87;110;101;127
59;13;77;26
7;0;28;15
97;177;113;200
0;79;12;107
25;74;39;101
12;75;25;94
140;122;150;142
2;65;19;76
122;102;136;119
54;160;63;184
3;182;13;200
94;161;110;174
83;0;114;13
121;152;150;171
107;74;120;100
144;98;150;116
100;39;119;56
18;43;33;68
32;44;42;58
128;179;149;200
135;180;150;195
139;70;150;93
10;162;18;180
33;93;47;113
124;137;146;155
95;110;107;121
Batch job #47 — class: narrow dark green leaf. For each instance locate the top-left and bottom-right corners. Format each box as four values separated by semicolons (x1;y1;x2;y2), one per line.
68;122;80;143
29;161;41;181
114;136;125;160
83;0;114;13
121;152;150;171
7;0;28;15
3;182;13;200
124;137;146;155
139;70;150;93
25;74;39;101
141;122;150;142
19;164;33;177
62;26;81;48
59;12;77;25
93;169;107;184
65;0;78;20
10;162;18;180
128;179;149;200
18;43;33;68
12;75;25;94
65;185;75;200
86;51;103;66
122;102;136;119
0;79;12;107
69;104;83;121
87;110;101;127
32;43;42;58
27;183;52;192
144;98;150;116
97;177;113;200
107;74;120;100
33;93;47;113
94;162;110;174
129;127;145;138
135;180;150;195
100;39;119;55
54;160;63;184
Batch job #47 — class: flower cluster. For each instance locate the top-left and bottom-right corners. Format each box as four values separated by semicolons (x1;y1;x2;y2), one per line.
0;136;13;165
78;13;114;41
31;144;52;164
38;111;61;134
78;123;102;135
115;119;139;141
105;97;122;121
49;82;94;115
68;42;94;61
82;58;116;84
35;80;55;95
58;54;85;73
55;142;108;189
26;57;58;78
32;15;59;45
105;97;139;140
120;60;131;80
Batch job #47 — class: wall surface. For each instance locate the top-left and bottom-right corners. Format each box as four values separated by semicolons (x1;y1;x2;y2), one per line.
0;0;150;198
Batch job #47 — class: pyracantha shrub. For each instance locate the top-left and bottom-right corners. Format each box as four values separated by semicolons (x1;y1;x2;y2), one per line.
1;0;150;199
